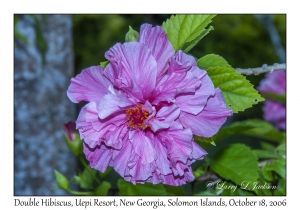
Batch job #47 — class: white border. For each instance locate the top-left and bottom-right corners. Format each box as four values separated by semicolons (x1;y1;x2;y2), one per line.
2;0;298;209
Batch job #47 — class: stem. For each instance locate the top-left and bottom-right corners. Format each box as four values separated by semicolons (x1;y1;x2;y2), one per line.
236;63;286;75
79;156;101;185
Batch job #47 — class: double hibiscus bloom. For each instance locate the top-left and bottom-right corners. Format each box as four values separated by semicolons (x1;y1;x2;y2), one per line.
67;24;232;186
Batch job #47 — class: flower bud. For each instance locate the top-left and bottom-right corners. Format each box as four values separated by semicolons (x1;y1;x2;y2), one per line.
125;26;139;42
54;170;69;190
63;121;83;156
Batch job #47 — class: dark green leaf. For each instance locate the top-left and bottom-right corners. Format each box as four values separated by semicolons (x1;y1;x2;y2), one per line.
165;186;185;196
261;93;286;105
207;144;258;186
212;119;285;144
273;179;286;195
100;166;112;178
95;181;111;196
193;166;206;178
262;159;286;181
276;143;286;158
194;190;217;196
118;179;167;196
253;150;281;159
73;168;96;190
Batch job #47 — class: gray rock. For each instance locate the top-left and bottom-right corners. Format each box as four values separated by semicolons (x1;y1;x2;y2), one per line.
14;14;77;195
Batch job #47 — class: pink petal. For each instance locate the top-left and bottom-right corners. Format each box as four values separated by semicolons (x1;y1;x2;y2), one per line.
105;42;157;100
76;101;127;148
159;168;195;186
129;130;156;164
179;88;232;137
149;119;169;132
84;144;113;173
151;72;185;104
263;101;286;130
168;50;197;75
156;104;180;123
175;73;215;115
128;154;156;181
153;136;172;175
112;137;133;176
67;66;111;103
138;24;175;80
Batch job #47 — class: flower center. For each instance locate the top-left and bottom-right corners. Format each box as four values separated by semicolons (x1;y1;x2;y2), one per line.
125;104;150;130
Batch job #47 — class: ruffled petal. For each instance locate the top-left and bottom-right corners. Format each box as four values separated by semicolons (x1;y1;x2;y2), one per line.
129;130;156;164
98;89;133;119
159;168;195;186
175;72;215;115
151;72;185;104
112;136;133;176
138;24;175;80
128;154;156;181
67;66;111;103
105;42;157;100
179;88;232;137
84;143;113;173
168;50;197;75
153;136;172;175
76;101;127;148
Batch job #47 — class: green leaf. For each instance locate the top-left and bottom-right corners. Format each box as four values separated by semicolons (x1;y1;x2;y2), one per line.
118;179;167;196
95;181;111;196
213;119;285;144
125;26;139;42
274;179;286;195
276;143;286;158
207;144;258;186
197;54;232;70
253;150;281;159
162;14;216;50
54;170;69;190
203;66;264;113
165;186;185;196
194;135;216;146
100;166;112;178
100;61;109;68
194;190;217;196
193;166;206;178
73;168;96;190
183;26;214;53
261;93;286;105
262;159;286;181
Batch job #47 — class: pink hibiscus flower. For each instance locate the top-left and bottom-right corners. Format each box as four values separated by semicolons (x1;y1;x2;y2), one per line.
258;70;286;130
67;24;232;185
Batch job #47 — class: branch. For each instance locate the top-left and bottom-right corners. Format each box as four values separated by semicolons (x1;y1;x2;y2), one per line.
236;63;286;75
254;15;286;63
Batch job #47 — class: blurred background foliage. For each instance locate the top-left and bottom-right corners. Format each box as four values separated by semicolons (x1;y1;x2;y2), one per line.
69;14;286;195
